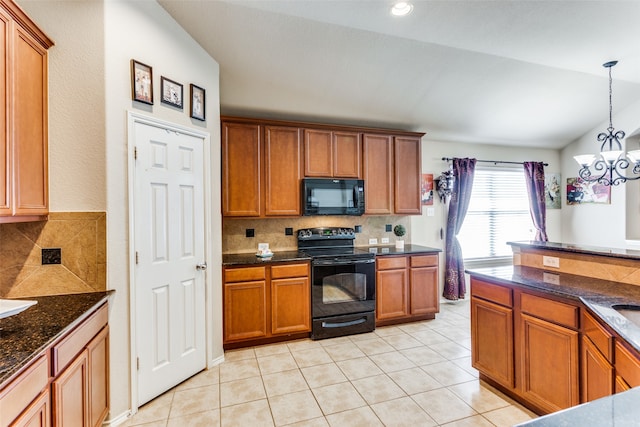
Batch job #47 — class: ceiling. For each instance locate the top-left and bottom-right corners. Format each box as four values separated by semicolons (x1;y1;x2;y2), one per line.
158;0;640;149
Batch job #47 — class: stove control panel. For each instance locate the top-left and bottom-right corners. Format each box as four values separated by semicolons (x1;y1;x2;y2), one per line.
297;227;356;240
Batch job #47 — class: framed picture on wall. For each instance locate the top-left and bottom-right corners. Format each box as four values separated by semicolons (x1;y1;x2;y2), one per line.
190;84;205;121
131;59;153;105
160;76;183;109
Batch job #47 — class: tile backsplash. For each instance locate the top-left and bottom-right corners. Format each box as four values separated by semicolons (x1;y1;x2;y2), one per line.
223;215;411;254
0;212;106;298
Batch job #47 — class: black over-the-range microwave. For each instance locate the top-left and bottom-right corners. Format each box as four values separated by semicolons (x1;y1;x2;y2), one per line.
302;178;365;216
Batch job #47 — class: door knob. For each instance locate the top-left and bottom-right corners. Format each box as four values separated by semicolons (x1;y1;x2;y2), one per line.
196;262;207;271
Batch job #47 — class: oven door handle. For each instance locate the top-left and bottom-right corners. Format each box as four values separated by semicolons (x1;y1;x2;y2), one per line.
312;258;375;266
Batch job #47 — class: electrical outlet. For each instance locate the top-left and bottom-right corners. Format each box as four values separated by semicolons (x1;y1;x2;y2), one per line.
354;225;362;233
385;224;392;232
542;256;560;268
246;228;255;238
427;207;435;217
42;248;61;265
369;238;378;245
381;237;390;244
285;227;293;236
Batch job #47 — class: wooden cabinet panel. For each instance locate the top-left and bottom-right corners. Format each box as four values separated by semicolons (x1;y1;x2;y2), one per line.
0;10;9;215
304;129;332;177
224;281;268;342
581;335;613;403
410;266;438;315
470;278;512;307
221;122;261;217
519;313;579;412
271;263;309;279
520;293;579;329
87;327;109;427
12;390;50;427
614;341;640;388
377;256;407;270
264;126;301;216
224;266;266;283
362;134;393;214
333;131;361;178
52;350;89;427
0;354;48;426
410;255;438;268
376;269;408;320
394;136;421;214
471;297;514;388
271;276;310;335
582;310;613;363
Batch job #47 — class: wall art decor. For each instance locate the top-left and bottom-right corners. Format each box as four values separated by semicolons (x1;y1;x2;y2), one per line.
421;173;434;205
190;84;205;121
544;173;561;209
131;59;153;105
161;76;183;109
566;177;611;205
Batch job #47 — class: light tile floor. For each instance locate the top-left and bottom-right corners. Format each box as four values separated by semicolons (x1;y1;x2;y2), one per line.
123;300;537;426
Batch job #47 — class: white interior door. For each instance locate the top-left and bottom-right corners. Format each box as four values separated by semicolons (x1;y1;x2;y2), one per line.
132;118;207;406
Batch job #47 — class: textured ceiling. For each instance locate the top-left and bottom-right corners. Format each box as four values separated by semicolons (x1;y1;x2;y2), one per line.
158;0;640;149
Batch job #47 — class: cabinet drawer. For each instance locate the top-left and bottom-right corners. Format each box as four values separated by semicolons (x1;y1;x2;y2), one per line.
470;278;512;307
410;254;438;268
377;256;407;270
582;310;613;362
52;303;108;376
224;266;266;283
520;293;579;329
615;341;640;388
271;263;309;279
0;353;49;426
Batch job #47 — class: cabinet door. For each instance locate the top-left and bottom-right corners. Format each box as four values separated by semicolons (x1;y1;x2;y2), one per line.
376;268;408;320
471;297;514;388
333;131;361;178
222;122;261;217
304;129;332;177
362;134;393;214
12;390;50;427
87;326;109;427
581;336;613;403
409;266;438;315
614;341;640;388
12;25;48;216
519;313;579;412
271;276;310;335
394;136;421;214
264;126;302;216
224;280;268;342
0;9;9;215
52;349;89;427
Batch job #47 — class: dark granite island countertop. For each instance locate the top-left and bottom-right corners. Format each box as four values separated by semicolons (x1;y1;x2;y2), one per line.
508;240;640;261
0;291;113;387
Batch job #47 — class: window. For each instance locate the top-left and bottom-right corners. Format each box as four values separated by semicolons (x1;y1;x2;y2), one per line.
457;167;535;264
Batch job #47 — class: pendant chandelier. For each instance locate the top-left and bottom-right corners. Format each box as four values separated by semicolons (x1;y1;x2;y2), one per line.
574;61;640;186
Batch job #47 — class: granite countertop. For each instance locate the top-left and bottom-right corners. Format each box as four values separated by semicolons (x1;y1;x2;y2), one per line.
0;291;113;387
467;265;640;352
508;240;640;261
515;387;640;426
223;244;442;266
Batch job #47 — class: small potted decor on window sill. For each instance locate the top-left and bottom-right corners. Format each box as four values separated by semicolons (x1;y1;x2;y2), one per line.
393;224;406;249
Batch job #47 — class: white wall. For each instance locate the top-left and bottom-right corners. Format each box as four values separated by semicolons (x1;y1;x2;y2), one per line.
18;0;222;423
560;98;640;249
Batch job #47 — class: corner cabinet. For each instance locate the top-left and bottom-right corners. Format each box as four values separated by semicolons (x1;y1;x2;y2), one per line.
223;262;311;348
0;0;53;223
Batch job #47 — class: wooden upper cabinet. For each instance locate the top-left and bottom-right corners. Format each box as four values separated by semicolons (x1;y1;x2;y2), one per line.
394;136;421;214
362;134;393;215
222;122;261;217
0;1;53;222
264;126;302;216
304;129;361;178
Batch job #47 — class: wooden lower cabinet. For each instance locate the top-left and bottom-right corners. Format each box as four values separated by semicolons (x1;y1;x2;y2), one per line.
376;254;439;326
13;390;50;427
581;335;614;402
223;262;311;347
614;341;640;390
52;350;89;426
519;313;579;413
87;327;109;427
471;297;514;388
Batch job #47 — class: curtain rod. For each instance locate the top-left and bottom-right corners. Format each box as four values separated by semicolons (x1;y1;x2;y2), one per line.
441;157;548;167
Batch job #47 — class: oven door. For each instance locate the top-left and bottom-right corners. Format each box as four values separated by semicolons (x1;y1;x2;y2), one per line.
311;257;375;319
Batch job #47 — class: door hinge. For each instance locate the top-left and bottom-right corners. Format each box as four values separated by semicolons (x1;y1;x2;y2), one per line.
135;251;139;264
137;357;140;370
134;147;137;160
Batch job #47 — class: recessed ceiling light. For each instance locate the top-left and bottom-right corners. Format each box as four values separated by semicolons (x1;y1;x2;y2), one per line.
391;1;413;16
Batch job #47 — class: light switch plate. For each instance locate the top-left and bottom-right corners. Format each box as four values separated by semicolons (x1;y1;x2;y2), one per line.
369;238;378;245
542;256;560;268
381;237;390;244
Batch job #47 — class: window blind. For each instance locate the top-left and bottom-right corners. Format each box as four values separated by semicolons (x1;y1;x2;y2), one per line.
458;168;535;261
